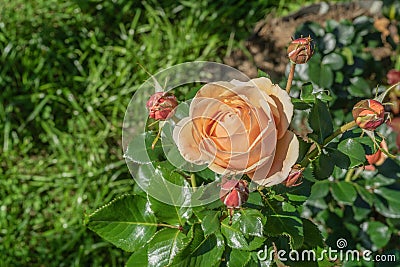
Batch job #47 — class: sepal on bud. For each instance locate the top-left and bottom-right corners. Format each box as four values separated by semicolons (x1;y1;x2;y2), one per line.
352;99;385;131
287;36;315;64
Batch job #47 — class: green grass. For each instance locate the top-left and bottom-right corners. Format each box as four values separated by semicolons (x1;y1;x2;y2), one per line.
0;0;324;265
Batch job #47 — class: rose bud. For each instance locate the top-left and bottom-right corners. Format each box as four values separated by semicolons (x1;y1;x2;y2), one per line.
364;140;388;171
283;165;304;187
219;179;249;209
352;99;385;131
287;36;315;64
387;69;400;85
146;92;178;120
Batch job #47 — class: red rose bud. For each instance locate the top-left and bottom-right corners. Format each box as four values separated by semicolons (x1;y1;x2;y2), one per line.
220;179;249;209
146;92;178;120
387;69;400;85
352;99;385;131
283;165;304;187
287;36;315;64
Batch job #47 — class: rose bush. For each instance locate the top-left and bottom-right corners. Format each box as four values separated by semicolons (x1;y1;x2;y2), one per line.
173;77;299;186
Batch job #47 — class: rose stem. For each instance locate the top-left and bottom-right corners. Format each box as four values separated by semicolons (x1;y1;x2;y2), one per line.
300;120;357;167
190;173;197;191
157;223;180;229
285;63;296;93
151;127;162;150
344;168;355;182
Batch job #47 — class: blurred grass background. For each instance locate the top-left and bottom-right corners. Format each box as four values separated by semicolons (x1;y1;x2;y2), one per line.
0;0;340;265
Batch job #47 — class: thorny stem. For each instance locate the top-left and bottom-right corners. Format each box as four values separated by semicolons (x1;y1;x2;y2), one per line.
300;120;358;167
323;120;357;145
285;63;296;93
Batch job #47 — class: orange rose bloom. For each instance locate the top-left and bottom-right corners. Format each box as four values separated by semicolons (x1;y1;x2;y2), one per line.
173;77;299;186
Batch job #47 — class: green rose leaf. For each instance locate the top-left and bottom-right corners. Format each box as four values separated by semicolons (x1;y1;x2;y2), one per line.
86;195;157;252
365;174;396;188
227;249;252;267
352;205;371;221
264;214;304;249
298;138;313;163
366;221;391;249
148;162;192;225
306;21;326;37
292;98;313;110
148;196;192;226
258;69;270;78
335;71;344;83
341;47;354;65
322;53;344;71
337;23;355;45
135;163;153;192
300;82;315;103
308;99;333;144
322;33;336;54
194;209;221;236
319;66;334;88
309;180;330;200
374;187;400;205
221;213;266;251
355;184;374;206
337;138;366;168
147;228;191;267
145;160;194;215
348;77;372;97
327;147;351;169
285;180;311;204
331;181;357;205
373;194;400;219
326;19;339;33
239;209;267;237
244;191;264;209
312;152;334;179
373;187;400;218
315;90;334;103
124;132;163;164
302;219;324;249
126;247;148;267
171;225;224;267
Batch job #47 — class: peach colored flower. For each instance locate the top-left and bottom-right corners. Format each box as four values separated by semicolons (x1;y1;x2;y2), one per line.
173;77;299;186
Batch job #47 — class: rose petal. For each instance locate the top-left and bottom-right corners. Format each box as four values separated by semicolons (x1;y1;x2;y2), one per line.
251;78;293;139
173;77;298;182
173;117;209;164
250;131;299;186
